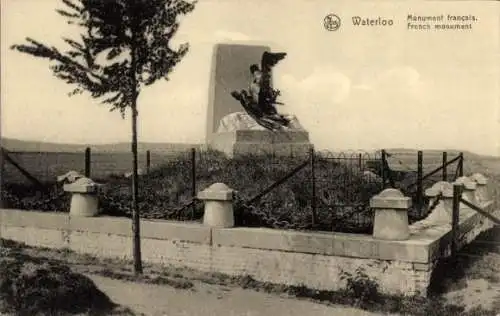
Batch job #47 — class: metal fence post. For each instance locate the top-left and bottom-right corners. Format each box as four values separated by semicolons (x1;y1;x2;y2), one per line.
458;152;464;177
0;149;4;207
381;149;387;188
442;151;447;181
191;148;196;219
310;147;317;227
146;150;151;175
451;184;462;258
417;150;423;215
84;147;91;178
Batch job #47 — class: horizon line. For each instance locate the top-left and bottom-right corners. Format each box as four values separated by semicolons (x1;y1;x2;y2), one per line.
1;136;495;157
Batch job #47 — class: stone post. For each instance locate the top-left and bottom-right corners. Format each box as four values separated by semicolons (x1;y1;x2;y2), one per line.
197;182;235;228
454;176;478;207
63;177;104;217
424;182;454;224
470;173;489;204
370;188;412;240
424;181;448;209
57;170;84;184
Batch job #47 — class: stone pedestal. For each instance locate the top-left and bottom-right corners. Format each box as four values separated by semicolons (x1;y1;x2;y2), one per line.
470;173;489;204
57;170;84;184
370;189;412;240
454;176;478;207
197;183;235;228
209;130;313;158
425;182;454;224
63;177;104;217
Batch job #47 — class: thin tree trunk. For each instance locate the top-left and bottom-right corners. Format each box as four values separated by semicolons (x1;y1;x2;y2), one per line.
130;14;143;274
131;96;142;275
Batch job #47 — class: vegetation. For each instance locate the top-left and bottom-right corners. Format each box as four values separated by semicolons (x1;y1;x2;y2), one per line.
0;241;133;315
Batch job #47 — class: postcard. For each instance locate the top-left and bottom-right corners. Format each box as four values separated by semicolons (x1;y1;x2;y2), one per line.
1;1;499;315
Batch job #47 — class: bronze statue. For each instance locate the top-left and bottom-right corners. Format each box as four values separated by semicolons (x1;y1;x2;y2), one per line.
231;51;290;131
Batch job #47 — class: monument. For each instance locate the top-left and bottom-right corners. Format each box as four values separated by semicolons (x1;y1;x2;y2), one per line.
206;43;313;157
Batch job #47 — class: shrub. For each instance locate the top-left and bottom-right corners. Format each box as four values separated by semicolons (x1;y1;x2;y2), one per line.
0;257;116;315
339;267;380;308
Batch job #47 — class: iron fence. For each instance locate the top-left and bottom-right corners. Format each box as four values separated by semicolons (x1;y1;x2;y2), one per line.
1;146;465;235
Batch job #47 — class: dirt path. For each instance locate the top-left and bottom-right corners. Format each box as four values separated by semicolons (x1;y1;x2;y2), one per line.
87;274;390;316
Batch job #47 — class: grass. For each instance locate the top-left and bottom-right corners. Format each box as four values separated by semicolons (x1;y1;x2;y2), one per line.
2;237;499;316
0;240;137;316
429;228;500;295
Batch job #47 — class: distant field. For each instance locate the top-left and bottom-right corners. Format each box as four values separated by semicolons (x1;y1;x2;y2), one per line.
2;151;188;184
1;138;202;184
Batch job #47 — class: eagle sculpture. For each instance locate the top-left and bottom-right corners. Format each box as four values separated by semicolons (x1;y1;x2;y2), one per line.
230;51;290;131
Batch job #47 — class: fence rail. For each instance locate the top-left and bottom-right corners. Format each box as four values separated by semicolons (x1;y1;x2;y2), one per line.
449;183;499;259
382;150;464;221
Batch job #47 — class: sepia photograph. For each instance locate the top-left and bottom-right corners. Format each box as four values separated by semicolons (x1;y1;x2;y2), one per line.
1;0;500;315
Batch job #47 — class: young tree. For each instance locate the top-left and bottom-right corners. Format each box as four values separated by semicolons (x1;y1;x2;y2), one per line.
11;0;197;274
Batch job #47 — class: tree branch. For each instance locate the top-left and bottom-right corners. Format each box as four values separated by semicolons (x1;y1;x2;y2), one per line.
11;38;108;85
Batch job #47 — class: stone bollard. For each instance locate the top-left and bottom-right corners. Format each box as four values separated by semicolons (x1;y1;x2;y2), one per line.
425;182;454;224
57;170;84;184
470;173;489;204
63;177;104;217
197;183;235;228
425;181;449;209
454;176;478;207
370;188;412;240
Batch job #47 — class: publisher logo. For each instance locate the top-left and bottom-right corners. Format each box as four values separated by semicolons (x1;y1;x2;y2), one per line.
324;14;341;31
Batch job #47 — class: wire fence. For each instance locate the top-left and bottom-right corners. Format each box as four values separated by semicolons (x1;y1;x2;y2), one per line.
0;146;465;234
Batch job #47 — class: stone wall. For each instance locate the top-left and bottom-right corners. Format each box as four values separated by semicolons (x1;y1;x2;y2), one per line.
1;199;496;297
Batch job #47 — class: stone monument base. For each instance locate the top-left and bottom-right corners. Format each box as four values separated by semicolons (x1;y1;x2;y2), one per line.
208;130;313;158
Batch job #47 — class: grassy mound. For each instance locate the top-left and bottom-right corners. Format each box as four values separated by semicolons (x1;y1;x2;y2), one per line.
0;241;117;315
95;150;384;233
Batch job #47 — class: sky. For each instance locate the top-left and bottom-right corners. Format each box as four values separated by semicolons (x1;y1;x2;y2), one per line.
1;0;499;156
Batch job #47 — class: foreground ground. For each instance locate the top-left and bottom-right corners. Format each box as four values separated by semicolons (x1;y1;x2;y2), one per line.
1;226;499;316
437;226;500;313
0;239;390;316
89;274;385;316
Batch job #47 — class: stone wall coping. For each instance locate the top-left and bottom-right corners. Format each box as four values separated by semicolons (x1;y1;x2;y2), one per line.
453;180;477;191
370;189;412;210
0;209;211;244
370;196;412;210
197;183;234;201
470;173;488;185
441;188;454;198
210;130;312;144
425;187;440;198
63;183;98;194
63;177;106;194
0;199;495;264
